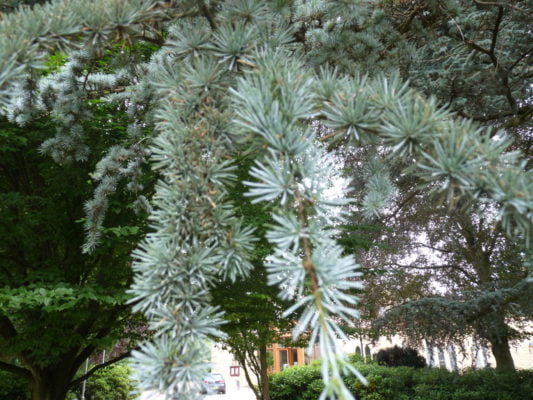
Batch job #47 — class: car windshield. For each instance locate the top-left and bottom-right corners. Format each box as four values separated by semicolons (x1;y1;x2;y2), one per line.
205;373;223;382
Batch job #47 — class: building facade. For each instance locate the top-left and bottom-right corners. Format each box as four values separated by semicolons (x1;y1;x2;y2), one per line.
338;335;533;371
210;334;533;391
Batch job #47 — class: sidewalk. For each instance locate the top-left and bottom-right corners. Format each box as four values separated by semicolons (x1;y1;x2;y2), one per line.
205;387;255;400
141;387;255;400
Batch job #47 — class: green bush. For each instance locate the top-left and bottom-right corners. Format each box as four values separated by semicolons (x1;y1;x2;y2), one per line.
269;364;323;400
269;357;533;400
0;370;29;400
0;362;139;400
71;362;139;400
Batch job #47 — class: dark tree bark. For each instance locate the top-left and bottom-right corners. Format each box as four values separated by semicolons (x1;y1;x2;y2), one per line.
483;314;516;370
236;350;261;400
228;335;274;400
490;337;515;370
458;216;517;371
0;344;133;400
258;342;271;400
30;367;75;400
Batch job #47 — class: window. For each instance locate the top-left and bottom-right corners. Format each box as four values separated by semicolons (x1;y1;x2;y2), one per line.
279;349;288;370
230;366;239;377
355;346;361;355
365;345;371;360
438;347;446;368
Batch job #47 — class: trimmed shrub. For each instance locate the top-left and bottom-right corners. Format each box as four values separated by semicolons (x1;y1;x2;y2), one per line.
269;357;533;400
269;363;323;400
375;346;426;368
0;370;29;400
70;362;139;400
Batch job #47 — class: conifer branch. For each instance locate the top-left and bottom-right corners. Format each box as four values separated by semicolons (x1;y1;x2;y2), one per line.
397;5;424;33
198;0;217;30
489;6;504;57
509;48;531;71
473;0;531;15
296;189;320;298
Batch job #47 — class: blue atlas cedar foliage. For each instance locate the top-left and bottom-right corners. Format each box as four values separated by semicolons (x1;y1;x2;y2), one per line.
0;1;531;399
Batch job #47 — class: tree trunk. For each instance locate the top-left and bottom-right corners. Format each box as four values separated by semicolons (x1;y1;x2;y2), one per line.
490;337;515;370
31;381;70;400
30;368;73;400
258;343;271;400
236;351;261;400
482;313;516;370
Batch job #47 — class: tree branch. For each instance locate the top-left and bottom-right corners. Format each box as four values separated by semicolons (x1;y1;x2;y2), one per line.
460;104;532;122
509;48;531;71
461;35;492;58
383;190;420;223
386;262;478;283
69;348;137;388
138;34;165;46
449;25;517;109
0;360;32;380
410;242;454;253
198;0;217;30
489;6;503;57
0;316;17;340
473;0;531;15
233;349;260;400
397;5;425;33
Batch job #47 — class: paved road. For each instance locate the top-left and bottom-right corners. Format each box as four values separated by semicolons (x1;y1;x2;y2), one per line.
205;387;255;400
141;388;255;400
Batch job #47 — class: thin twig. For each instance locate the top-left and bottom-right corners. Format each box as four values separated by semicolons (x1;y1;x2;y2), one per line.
489;6;504;58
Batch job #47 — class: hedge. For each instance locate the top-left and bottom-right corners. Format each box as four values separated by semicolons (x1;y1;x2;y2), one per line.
70;362;139;400
269;359;533;400
0;362;138;400
375;346;426;369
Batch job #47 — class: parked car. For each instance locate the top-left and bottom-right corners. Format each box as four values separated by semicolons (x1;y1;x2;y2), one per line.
201;373;226;395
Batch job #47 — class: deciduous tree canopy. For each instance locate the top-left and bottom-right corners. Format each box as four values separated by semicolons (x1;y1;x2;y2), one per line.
0;114;147;400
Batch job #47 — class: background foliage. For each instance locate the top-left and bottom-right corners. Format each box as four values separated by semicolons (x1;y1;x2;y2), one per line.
269;359;533;400
71;362;139;400
0;369;29;400
375;346;427;369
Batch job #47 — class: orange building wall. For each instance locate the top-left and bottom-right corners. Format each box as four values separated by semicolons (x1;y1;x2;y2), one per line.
267;343;307;373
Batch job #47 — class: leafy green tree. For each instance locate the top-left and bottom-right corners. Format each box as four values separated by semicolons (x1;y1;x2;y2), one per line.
211;159;295;400
0;112;147;400
0;1;530;400
213;268;287;400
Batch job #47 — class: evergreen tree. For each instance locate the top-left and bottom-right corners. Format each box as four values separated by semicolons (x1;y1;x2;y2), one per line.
0;1;530;400
309;0;532;370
